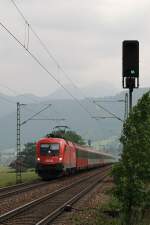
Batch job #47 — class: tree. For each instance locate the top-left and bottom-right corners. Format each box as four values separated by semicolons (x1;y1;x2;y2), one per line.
20;143;36;168
9;143;36;170
112;92;150;225
46;129;85;145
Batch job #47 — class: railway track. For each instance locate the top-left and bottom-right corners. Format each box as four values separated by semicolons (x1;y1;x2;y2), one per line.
0;167;109;216
0;166;111;225
0;168;102;201
0;181;46;199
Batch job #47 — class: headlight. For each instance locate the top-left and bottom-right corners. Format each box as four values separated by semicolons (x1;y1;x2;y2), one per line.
37;157;40;161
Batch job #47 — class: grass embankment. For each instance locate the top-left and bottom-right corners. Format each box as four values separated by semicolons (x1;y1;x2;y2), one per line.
72;195;150;225
72;193;120;225
70;181;150;225
0;166;39;187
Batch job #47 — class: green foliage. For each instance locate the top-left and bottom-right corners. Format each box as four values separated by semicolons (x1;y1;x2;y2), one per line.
112;92;150;225
46;129;85;145
9;143;36;170
20;143;36;169
0;167;38;187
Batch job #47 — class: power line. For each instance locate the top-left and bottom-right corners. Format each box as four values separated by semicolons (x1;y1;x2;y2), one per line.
11;0;28;23
27;118;66;121
91;116;117;119
10;0;73;77
0;83;42;105
93;101;123;122
0;83;18;96
10;0;87;94
0;92;16;104
21;104;51;125
0;83;66;125
0;84;51;118
0;21;94;119
10;0;122;122
0;84;60;124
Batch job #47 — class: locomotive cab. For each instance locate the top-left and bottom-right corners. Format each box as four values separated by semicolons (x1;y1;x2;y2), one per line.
36;138;64;179
40;143;61;163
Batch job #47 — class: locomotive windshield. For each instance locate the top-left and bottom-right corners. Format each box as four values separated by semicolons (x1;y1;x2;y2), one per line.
40;143;59;156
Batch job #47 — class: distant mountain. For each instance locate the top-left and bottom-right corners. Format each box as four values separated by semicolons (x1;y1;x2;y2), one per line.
0;93;41;119
0;87;149;152
13;94;41;103
83;81;120;98
46;81;120;99
0;81;120;118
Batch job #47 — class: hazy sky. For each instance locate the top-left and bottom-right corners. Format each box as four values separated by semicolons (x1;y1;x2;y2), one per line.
0;0;150;97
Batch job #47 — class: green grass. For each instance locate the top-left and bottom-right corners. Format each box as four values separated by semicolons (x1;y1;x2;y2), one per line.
0;166;39;187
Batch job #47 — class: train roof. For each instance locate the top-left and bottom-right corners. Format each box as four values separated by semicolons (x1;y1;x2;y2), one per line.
74;143;115;158
37;137;115;159
37;137;67;144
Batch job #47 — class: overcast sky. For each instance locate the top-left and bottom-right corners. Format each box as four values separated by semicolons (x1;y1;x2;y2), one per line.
0;0;150;97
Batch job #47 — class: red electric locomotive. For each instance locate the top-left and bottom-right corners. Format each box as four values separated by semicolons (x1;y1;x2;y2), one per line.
36;137;115;180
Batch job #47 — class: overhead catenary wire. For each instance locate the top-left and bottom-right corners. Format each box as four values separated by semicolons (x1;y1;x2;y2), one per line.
21;104;52;125
28;118;65;121
10;0;122;122
93;102;123;122
4;99;68;139
0;83;41;105
0;83;67;129
10;0;87;92
11;0;89;100
0;83;19;96
0;84;52;118
10;0;90;94
0;92;66;151
0;21;95;119
0;92;16;105
10;0;65;68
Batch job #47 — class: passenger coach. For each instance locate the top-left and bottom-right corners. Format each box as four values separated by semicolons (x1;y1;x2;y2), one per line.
36;137;114;180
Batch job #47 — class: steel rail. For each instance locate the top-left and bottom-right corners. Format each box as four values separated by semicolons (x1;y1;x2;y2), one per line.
0;181;47;200
0;167;107;200
0;182;26;192
36;172;109;225
0;166;111;224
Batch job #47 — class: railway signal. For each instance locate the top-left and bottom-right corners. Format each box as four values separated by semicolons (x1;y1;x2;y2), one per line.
122;40;139;79
122;40;139;112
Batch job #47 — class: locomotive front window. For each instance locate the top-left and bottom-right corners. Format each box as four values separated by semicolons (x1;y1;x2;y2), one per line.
40;143;59;156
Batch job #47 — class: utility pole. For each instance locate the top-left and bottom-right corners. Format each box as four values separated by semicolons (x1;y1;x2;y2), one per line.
16;102;25;184
16;103;51;184
124;93;129;120
16;103;64;184
129;89;132;112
